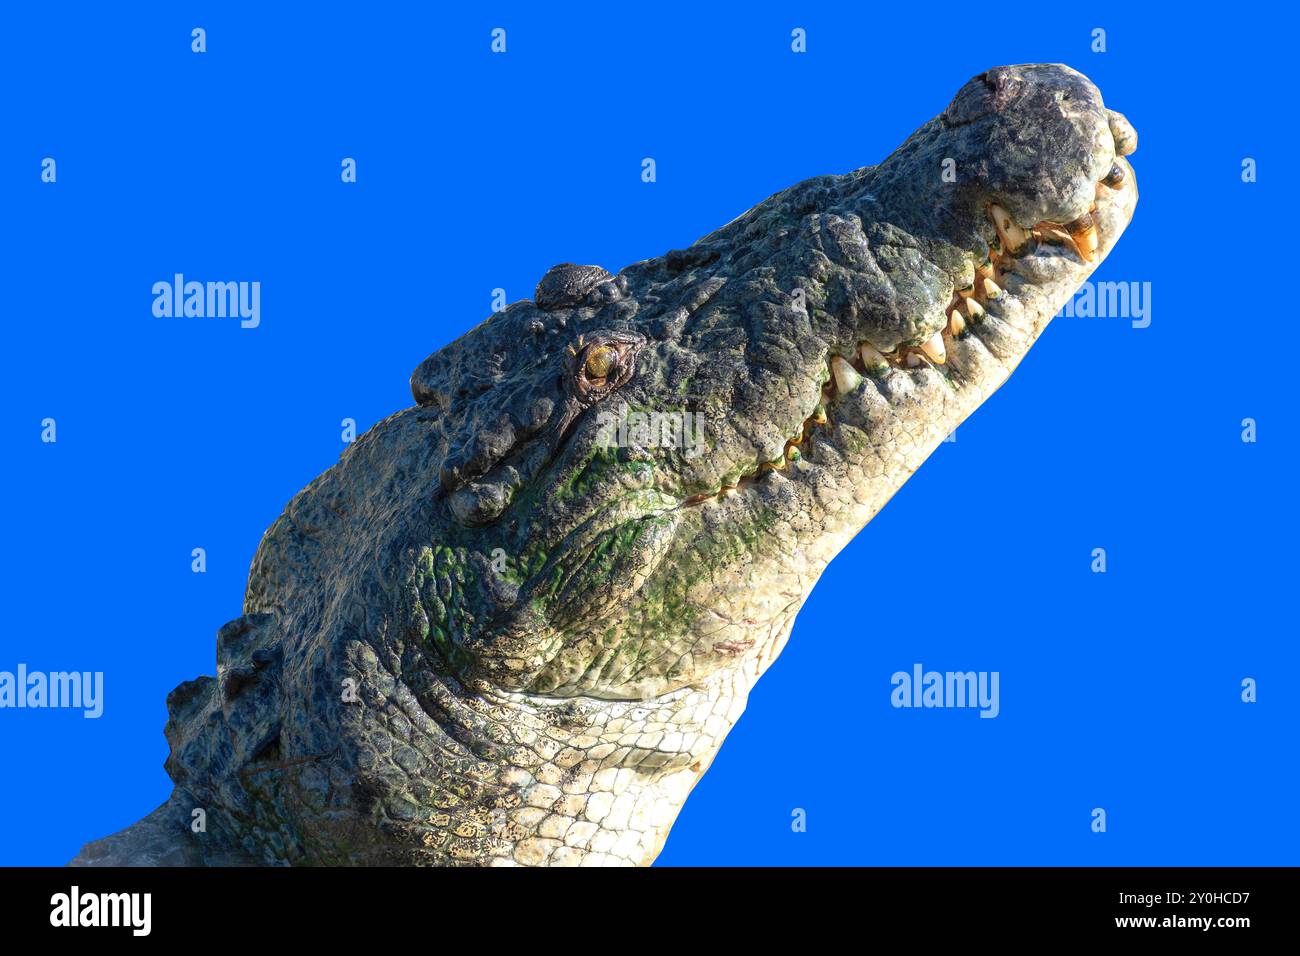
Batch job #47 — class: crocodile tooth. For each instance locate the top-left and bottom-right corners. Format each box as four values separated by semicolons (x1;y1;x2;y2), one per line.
989;204;1029;256
831;355;862;393
786;445;802;462
948;312;966;336
977;260;995;280
963;297;985;321
1032;222;1072;246
982;278;1003;300
858;343;889;375
1066;212;1098;262
920;331;946;363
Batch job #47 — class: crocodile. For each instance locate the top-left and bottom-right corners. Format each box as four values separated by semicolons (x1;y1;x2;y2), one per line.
73;63;1138;867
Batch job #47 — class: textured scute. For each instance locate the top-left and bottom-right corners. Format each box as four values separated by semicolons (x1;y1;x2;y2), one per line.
535;263;616;311
71;64;1135;866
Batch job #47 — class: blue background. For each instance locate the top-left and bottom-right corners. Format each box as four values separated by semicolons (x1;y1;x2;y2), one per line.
2;3;1294;866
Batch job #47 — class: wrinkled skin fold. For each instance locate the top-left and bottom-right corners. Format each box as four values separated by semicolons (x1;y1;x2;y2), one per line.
74;64;1137;867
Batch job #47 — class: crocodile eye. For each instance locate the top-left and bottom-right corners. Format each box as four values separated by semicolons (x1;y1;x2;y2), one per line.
583;345;618;381
565;331;645;401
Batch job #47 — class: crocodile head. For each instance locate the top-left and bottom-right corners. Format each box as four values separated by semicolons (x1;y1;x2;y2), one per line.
416;62;1138;700
74;64;1137;868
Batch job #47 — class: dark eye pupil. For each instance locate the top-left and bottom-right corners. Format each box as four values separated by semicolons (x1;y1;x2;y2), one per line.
584;346;617;379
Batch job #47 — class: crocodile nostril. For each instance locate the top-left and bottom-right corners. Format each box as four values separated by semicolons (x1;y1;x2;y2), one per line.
1107;109;1138;157
1101;162;1126;188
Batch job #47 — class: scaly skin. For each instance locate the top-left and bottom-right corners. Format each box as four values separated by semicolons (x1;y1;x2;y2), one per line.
73;64;1137;867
